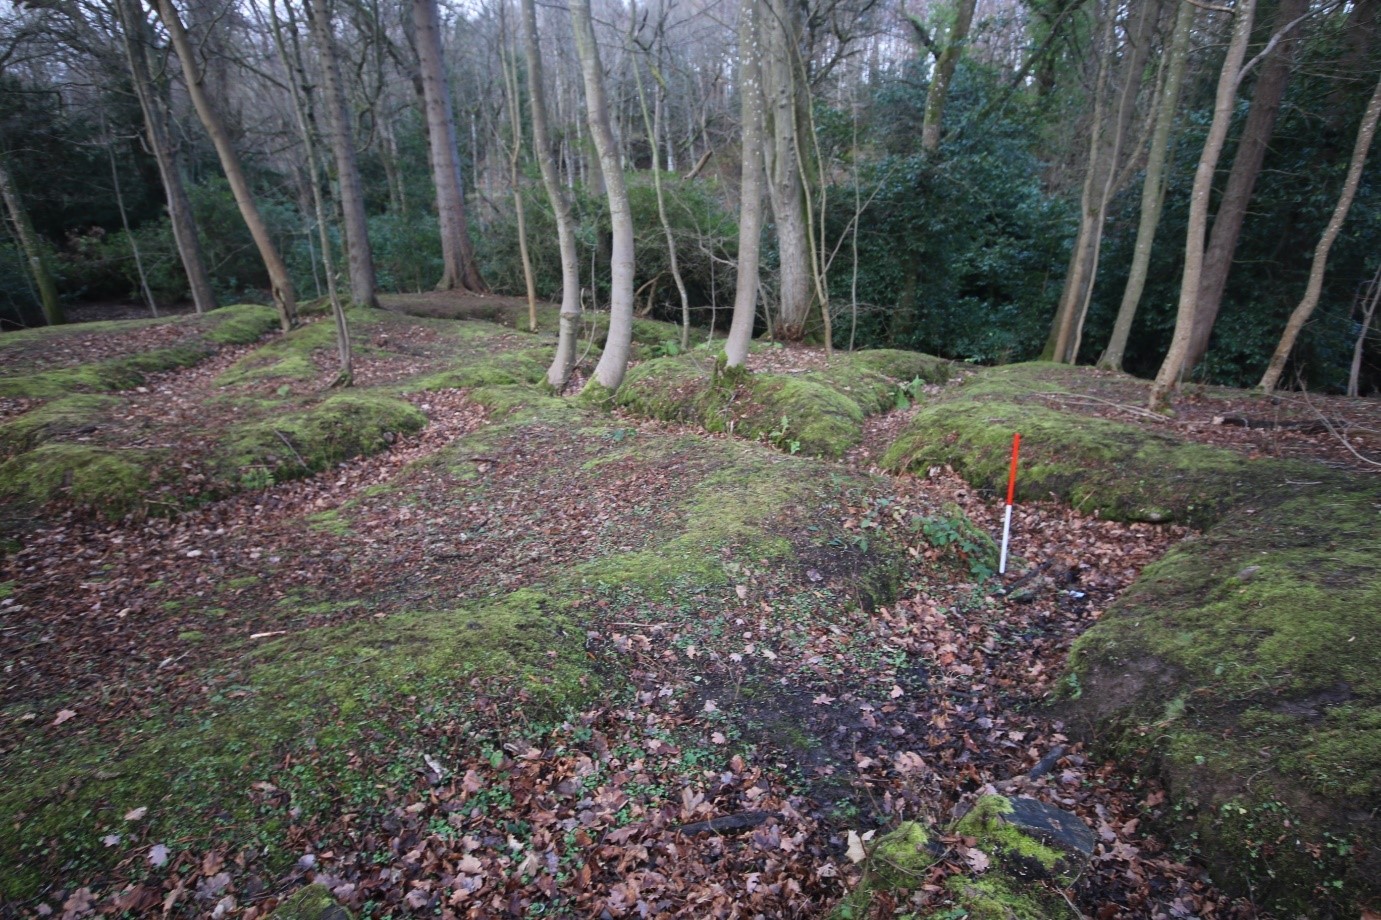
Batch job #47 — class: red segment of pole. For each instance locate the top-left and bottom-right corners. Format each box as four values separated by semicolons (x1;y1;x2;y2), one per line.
1005;433;1022;506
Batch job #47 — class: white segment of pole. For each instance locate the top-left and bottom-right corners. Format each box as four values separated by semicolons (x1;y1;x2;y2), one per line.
999;504;1014;575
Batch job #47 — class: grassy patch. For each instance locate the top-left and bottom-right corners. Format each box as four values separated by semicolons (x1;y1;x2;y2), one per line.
1065;480;1381;914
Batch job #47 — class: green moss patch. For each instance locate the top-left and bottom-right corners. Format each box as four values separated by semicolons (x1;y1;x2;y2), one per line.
0;305;278;398
1066;480;1381;914
219;393;426;486
0;395;118;456
0;443;155;518
618;349;951;459
881;367;1328;527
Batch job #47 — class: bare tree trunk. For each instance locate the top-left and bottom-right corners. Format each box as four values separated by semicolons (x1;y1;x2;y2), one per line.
630;0;691;350
726;0;765;368
153;0;297;330
1259;71;1381;392
1348;264;1380;397
117;0;216;314
762;0;812;340
1100;0;1194;371
1151;0;1259;409
1186;0;1309;372
910;0;978;152
308;0;379;309
0;155;63;326
571;0;635;394
105;127;158;317
269;0;352;384
412;0;487;292
1044;0;1156;364
499;5;538;332
521;0;581;389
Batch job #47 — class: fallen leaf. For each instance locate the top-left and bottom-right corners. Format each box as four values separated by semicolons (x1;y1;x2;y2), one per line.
148;843;170;867
123;806;148;821
845;830;867;864
52;709;77;726
964;847;991;873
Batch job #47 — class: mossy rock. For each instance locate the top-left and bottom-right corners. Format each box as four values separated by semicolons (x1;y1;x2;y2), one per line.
0;443;155;518
838;798;1082;918
1065;479;1381;914
218;393;426;485
272;885;352;920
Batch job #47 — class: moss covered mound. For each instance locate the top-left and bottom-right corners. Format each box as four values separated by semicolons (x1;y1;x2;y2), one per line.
618;348;951;459
0;305;279;398
1065;479;1381;915
0;443;156;518
0;395;118;456
219;393;427;485
881;364;1323;528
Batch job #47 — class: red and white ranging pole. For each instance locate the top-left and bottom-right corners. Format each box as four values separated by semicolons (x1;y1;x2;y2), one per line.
999;432;1021;575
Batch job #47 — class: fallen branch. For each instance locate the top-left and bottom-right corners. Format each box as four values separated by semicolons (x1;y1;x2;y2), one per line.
674;811;771;836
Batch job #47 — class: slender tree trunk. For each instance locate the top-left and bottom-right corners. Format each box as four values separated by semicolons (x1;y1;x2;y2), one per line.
412;0;487;292
1100;0;1194;371
106;130;158;316
918;0;977;152
1044;0;1156;363
153;0;297;329
308;0;379;309
522;0;581;389
1348;264;1380;397
571;0;635;394
1151;0;1259;408
270;0;352;384
0;155;63;326
762;0;812;340
726;0;765;368
117;0;215;314
1259;71;1381;392
499;8;537;332
630;0;691;350
1186;0;1309;372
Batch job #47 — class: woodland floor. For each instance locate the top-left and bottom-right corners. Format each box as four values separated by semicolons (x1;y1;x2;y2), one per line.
0;296;1376;919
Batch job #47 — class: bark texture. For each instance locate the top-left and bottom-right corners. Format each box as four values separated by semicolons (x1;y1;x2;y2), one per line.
1100;0;1194;371
916;0;977;152
0;155;63;325
117;0;216;314
1185;0;1309;372
521;0;582;390
726;0;766;369
308;0;379;309
1259;71;1381;391
412;0;486;293
571;0;636;394
762;0;812;340
1151;0;1259;408
153;0;298;330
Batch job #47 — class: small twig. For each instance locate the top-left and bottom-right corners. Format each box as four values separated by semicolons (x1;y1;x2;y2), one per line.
273;429;308;469
1294;378;1381;469
1038;393;1173;423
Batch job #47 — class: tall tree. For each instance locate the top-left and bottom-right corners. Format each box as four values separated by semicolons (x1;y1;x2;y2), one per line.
0;153;62;325
726;0;766;369
151;0;298;330
412;0;486;292
307;0;379;309
761;0;812;340
499;3;537;332
1259;70;1381;391
1099;0;1194;371
1151;0;1259;408
1185;0;1310;372
1043;0;1159;364
521;0;581;389
571;0;635;393
115;0;216;314
907;0;978;152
